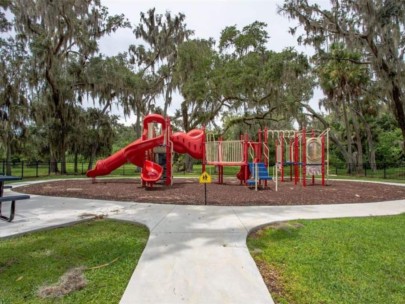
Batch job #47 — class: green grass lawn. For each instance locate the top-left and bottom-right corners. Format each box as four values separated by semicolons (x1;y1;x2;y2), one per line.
0;219;149;304
248;214;405;304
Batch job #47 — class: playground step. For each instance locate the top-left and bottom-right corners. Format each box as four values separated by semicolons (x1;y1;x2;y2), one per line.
248;162;272;181
246;179;258;186
246;176;272;184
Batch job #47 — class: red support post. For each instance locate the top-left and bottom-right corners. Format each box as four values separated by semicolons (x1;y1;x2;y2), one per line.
258;129;262;162
275;138;278;179
321;134;325;186
302;129;306;187
244;134;248;185
289;139;293;181
311;129;315;186
293;133;298;185
281;133;284;182
264;128;268;168
202;125;206;173
222;166;224;184
218;136;222;164
165;117;172;186
220;165;224;184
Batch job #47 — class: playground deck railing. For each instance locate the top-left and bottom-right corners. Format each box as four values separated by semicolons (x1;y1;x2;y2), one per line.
205;140;245;165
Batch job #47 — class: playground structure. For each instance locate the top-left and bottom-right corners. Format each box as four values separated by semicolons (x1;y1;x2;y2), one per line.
269;129;330;191
87;113;329;190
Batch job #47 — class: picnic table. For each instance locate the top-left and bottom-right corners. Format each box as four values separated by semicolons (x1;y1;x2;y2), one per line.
0;175;21;196
0;175;30;222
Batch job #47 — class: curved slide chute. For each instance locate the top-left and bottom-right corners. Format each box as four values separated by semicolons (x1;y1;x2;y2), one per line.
170;129;204;159
141;160;163;186
124;135;164;167
86;136;164;179
86;148;128;178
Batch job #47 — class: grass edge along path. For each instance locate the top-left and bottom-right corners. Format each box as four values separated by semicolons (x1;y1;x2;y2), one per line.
247;214;405;304
0;219;149;304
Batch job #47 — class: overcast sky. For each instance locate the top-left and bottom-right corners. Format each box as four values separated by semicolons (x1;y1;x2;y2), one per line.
97;0;328;125
99;0;317;56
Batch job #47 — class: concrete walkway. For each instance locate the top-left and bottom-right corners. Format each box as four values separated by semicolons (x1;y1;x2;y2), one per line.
1;181;405;304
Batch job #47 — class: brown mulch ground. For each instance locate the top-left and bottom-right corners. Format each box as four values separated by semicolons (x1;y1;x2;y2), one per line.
17;178;405;206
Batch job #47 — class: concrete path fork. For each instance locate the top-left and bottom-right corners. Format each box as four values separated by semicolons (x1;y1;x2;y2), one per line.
115;200;405;304
1;181;405;304
116;205;273;303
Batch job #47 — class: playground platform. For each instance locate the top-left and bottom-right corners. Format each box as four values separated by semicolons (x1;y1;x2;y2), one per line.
1;181;405;304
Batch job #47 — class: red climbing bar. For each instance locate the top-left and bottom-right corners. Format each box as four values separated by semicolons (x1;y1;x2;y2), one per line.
281;133;284;182
322;133;325;186
302;129;306;187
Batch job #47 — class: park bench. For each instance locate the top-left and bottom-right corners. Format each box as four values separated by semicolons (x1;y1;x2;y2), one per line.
0;194;30;222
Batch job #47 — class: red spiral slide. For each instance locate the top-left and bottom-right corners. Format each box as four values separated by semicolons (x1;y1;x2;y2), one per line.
86;114;205;187
86;135;164;178
170;129;204;159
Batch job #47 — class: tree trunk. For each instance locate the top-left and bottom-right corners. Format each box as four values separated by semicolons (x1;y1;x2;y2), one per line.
60;148;67;174
48;142;59;174
367;39;405;155
74;151;79;174
390;83;405;156
163;84;172;116
5;141;12;176
181;101;189;132
50;156;58;174
341;97;354;173
184;154;193;173
135;107;142;139
87;145;98;171
369;147;377;171
358;112;377;171
350;108;363;173
87;158;93;171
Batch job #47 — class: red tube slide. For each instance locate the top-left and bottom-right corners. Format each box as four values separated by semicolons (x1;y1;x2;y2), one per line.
86;136;164;178
124;135;164;167
86;147;129;178
171;129;204;159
